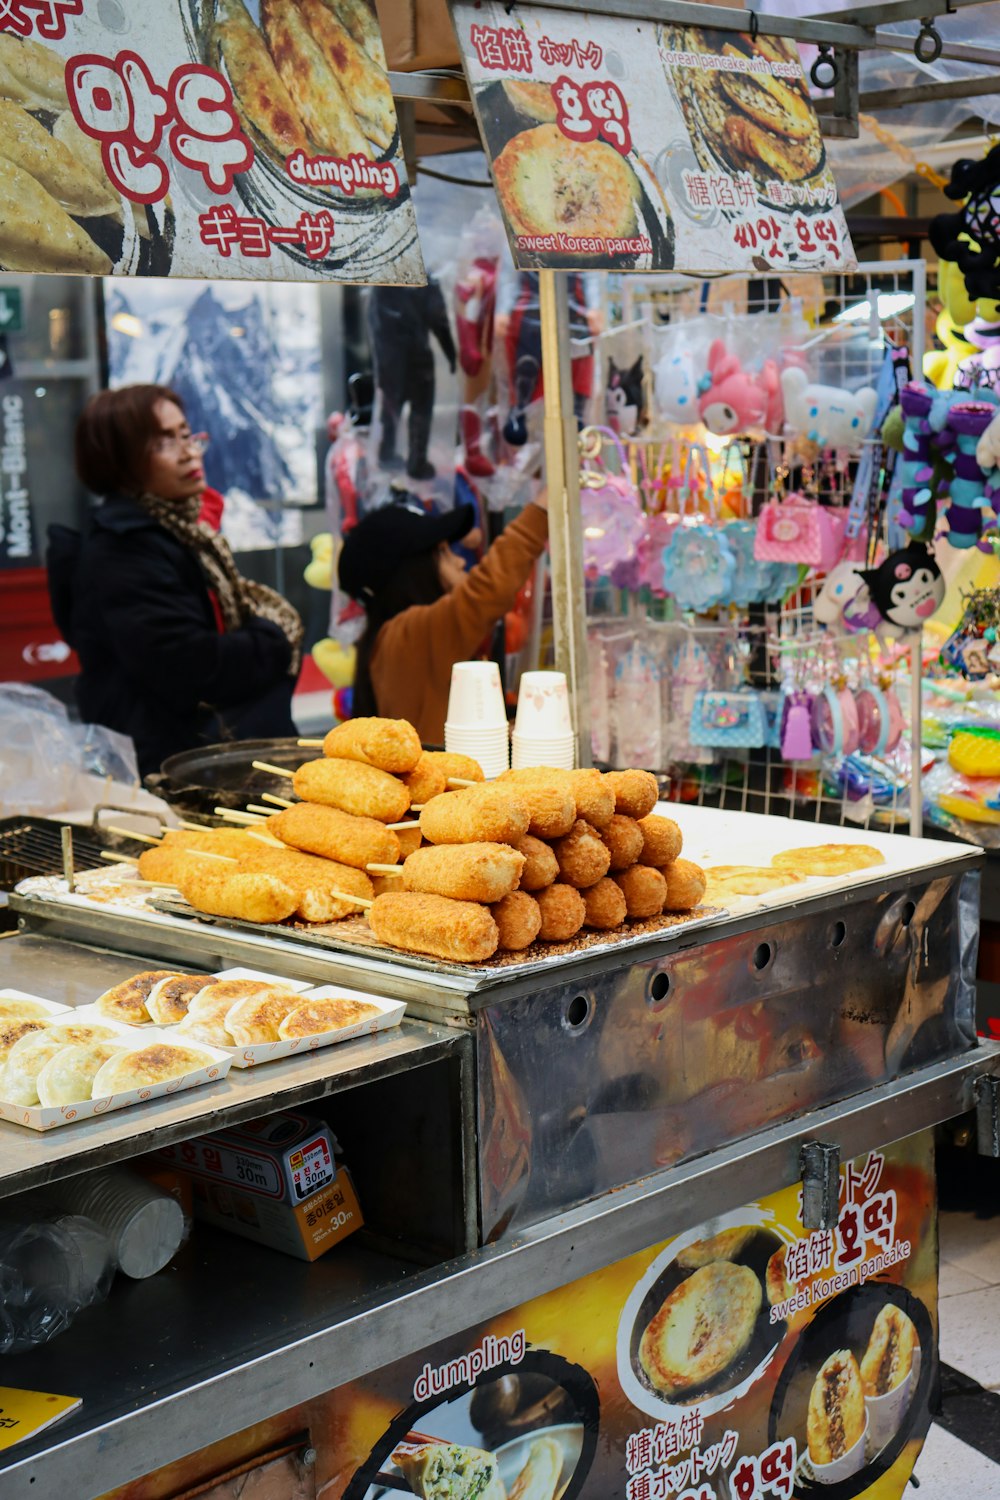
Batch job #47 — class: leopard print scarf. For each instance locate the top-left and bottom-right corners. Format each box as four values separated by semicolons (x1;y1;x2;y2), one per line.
136;492;304;675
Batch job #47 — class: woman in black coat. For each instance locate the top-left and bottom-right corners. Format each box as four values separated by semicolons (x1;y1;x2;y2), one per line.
49;384;303;777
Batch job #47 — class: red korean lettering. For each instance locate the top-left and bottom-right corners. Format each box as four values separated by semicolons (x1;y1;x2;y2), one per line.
793;215;818;253
733;221;757;251
553;75;594;139
836;1202;864;1266
815;217;840;254
729;1455;758;1500
0;0;80;39
168;64;253;193
201;1145;222;1173
67;51;170;202
863;1188;897;1250
583;80;631;153
755;214;785;259
759;1438;796;1499
180;1140;197;1162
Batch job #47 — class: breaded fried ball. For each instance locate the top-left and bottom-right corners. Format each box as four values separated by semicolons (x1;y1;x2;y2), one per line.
638;814;682;867
490;891;542;951
661;858;707;912
604;769;659;819
536;883;586;942
602;814;644;871
582;876;627;930
514;834;559;892
615;864;668;919
553;818;611;889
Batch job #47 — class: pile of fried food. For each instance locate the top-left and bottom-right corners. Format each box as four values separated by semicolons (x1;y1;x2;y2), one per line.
216;0;396;168
135;716;707;965
0;992;214;1110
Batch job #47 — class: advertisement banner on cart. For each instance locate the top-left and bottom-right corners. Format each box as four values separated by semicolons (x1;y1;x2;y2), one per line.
314;1131;936;1500
452;1;855;276
0;2;425;284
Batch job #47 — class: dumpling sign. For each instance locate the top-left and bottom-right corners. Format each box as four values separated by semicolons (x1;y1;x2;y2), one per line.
0;0;425;283
451;0;855;275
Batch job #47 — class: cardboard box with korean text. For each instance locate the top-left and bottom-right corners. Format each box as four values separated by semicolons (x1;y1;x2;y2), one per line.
156;1110;362;1262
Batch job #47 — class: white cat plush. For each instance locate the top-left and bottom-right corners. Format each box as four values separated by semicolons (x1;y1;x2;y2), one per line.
780;366;878;454
654;338;700;424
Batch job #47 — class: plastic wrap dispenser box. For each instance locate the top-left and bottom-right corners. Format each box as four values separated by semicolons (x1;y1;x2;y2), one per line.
155;1109;362;1261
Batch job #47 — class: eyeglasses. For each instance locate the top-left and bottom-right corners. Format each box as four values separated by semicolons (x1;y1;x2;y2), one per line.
151;431;209;456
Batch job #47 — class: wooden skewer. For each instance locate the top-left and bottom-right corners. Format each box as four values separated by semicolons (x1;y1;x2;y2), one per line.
244;829;287;848
386;820;420;831
447;777;478;788
214;807;266;825
297;738;324;747
106;825;161;845
261;792;294;808
135;880;181;891
185;849;238;864
367;863;403;875
178;819;210;832
246;803;276;817
101;850;139;867
332;889;372;909
252;760;295;779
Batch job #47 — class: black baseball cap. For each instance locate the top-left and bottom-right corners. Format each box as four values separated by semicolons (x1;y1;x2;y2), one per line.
339;497;477;600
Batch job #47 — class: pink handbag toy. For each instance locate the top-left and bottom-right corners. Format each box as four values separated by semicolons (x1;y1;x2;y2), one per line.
753;491;846;570
697;339;783;437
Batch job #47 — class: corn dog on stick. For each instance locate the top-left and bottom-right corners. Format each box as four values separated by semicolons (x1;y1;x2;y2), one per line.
368;891;499;962
175;866;299;924
419;785;529;846
106;825;162;845
237;845;373;921
401;842;525;903
214;807;269;825
100;850;139;866
261;792;294;808
252;760;295;779
266;802;400;869
323;717;422;773
291;757;411;822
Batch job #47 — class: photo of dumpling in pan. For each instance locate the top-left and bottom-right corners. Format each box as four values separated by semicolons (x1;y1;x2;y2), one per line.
346;1356;599;1500
0;32;173;275
474;80;674;270
659;25;832;203
623;1221;788;1410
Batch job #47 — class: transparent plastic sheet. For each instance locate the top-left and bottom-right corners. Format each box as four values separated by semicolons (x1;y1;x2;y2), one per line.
0;682;138;818
747;0;974;206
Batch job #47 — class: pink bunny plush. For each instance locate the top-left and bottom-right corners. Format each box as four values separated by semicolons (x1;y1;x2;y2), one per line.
697;339;782;436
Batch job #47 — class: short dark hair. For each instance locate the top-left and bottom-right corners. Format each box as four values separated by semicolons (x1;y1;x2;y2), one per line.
75;384;186;495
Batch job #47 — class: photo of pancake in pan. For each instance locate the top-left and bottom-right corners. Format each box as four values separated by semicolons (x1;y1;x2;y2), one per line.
623;1222;788;1409
659;24;830;202
476;81;674;270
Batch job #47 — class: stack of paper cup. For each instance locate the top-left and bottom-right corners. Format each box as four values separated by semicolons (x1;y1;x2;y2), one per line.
54;1167;186;1279
512;671;576;770
444;661;509;779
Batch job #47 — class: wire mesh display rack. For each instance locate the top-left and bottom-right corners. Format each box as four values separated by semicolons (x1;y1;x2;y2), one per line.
583;259;927;833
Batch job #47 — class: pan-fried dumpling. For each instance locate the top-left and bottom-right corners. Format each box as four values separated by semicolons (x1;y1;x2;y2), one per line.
261;0;373;159
0;1018;48;1063
676;1226;755;1269
0;98;121;218
278;996;380;1039
0;157;111;273
0;996;53;1021
91;1042;213;1097
298;0;395;149
807;1350;866;1464
95;970;179;1025
0;32;67;110
2;1023;116;1105
215;0;309;155
36;1041;127;1107
224;986;304;1045
326;0;387;69
145;973;216;1026
394;1444;505;1500
508;1436;563;1500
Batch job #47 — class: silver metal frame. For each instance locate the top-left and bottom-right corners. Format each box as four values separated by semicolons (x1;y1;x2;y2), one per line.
1;1043;995;1500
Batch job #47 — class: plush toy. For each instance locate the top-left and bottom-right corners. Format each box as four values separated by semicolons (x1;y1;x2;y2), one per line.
697;340;782;436
606;355;646;436
312;638;356;690
780;366;877;454
654;338;700;424
924;311;977;391
304;532;333;591
937;399;1000;547
859;542;945;634
894;382;961;534
929;143;1000;304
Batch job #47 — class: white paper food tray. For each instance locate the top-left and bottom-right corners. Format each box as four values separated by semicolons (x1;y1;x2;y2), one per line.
0;1009;232;1132
176;970;405;1068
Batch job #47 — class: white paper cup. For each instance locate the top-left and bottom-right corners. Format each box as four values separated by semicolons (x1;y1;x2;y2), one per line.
515;671;573;736
54;1167;185;1279
446;661;507;727
445;721;509;778
810;1413;869;1485
865;1346;920;1450
511;731;576;770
